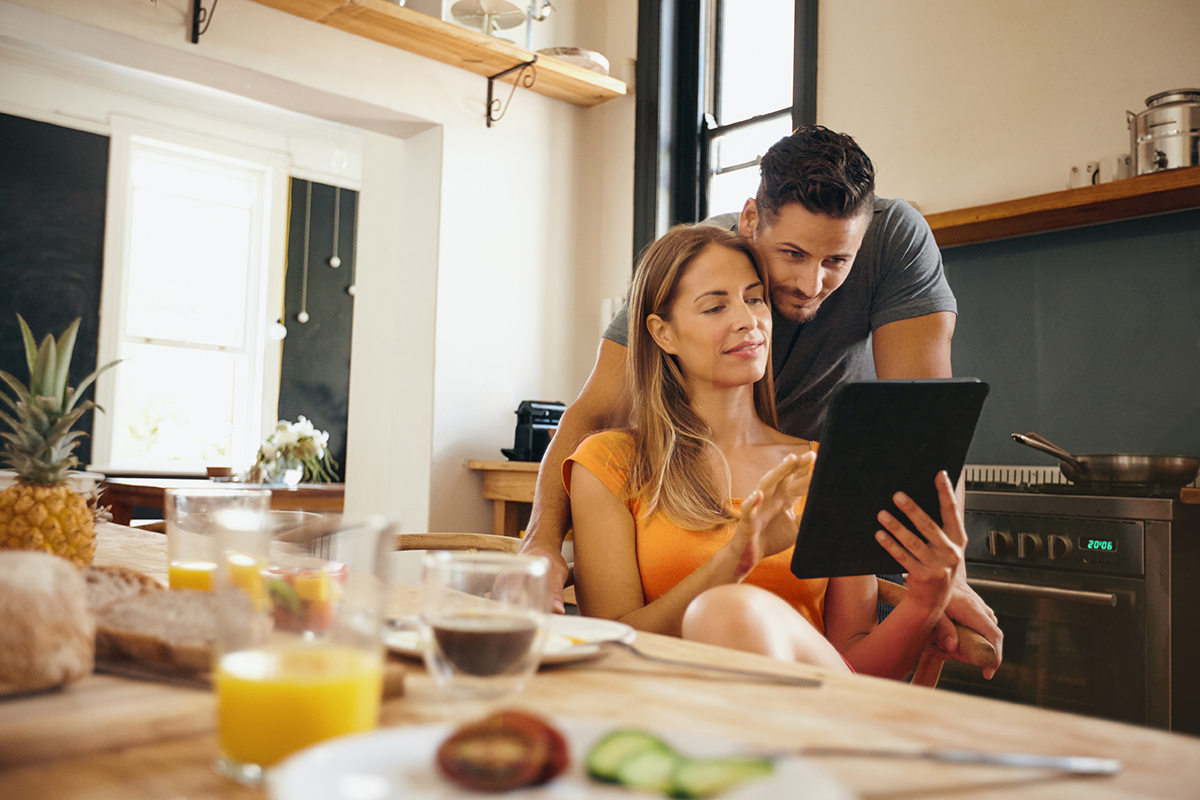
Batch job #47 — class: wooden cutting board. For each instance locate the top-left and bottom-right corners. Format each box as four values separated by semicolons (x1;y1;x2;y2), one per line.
0;673;215;767
0;660;407;767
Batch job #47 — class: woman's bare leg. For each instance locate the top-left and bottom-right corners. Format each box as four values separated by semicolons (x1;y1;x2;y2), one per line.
682;584;850;672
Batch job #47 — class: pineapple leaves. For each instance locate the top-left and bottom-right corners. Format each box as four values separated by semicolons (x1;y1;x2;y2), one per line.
5;316;108;485
51;318;81;405
45;404;92;442
0;409;22;437
64;359;123;414
0;370;37;410
16;315;38;380
33;334;57;399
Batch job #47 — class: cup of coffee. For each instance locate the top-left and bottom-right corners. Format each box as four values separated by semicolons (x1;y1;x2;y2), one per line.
419;551;549;699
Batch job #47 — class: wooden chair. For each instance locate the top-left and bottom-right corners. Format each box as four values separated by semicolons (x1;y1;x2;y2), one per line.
876;578;998;687
387;532;522;586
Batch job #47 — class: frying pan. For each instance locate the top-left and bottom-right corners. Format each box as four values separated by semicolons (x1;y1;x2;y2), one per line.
1011;432;1200;487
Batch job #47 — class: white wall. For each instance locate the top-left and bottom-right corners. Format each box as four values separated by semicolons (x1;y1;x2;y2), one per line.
0;0;633;534
818;0;1200;214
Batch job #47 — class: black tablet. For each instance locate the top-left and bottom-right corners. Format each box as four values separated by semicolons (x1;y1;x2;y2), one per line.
789;379;989;579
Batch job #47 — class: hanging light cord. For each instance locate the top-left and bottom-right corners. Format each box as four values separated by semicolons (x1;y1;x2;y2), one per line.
299;180;311;323
330;186;341;268
347;188;358;296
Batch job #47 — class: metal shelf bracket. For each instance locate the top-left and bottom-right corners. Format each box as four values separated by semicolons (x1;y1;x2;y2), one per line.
191;0;219;44
486;56;538;128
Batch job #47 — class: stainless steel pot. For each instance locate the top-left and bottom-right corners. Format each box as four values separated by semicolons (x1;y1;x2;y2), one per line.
1127;89;1200;176
1011;432;1200;487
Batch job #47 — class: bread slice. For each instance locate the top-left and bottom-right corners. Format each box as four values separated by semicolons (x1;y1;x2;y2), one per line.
84;564;163;613
95;589;217;673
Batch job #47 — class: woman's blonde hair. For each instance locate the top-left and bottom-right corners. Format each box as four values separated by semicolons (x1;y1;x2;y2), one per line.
625;224;778;530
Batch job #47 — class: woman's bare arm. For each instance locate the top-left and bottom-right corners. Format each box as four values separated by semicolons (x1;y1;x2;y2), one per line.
570;453;813;637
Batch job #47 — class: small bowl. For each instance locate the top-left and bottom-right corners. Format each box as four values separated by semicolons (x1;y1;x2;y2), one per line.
536;47;610;75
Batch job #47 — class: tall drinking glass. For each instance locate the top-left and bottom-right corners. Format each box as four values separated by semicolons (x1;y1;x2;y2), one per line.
213;515;393;785
166;488;271;591
420;552;548;700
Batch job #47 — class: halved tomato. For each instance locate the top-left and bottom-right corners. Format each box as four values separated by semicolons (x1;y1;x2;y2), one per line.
436;709;570;791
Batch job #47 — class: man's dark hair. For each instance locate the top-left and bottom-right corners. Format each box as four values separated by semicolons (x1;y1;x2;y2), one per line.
755;125;875;225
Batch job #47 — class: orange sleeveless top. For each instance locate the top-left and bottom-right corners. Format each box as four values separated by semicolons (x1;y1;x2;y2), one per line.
563;431;827;633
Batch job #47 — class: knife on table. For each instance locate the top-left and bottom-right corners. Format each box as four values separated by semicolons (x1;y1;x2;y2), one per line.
795;745;1121;775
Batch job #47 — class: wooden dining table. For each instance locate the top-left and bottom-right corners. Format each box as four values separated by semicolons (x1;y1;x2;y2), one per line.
2;523;1199;799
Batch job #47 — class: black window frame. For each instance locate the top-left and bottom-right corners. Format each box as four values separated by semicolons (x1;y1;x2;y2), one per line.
633;0;818;262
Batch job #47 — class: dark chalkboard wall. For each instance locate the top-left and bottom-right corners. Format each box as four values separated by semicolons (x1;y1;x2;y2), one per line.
945;208;1200;465
278;180;357;481
0;113;109;466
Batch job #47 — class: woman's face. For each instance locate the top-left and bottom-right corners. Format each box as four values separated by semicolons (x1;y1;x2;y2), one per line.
648;244;771;390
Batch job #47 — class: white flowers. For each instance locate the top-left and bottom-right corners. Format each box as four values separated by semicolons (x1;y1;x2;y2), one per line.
248;416;338;484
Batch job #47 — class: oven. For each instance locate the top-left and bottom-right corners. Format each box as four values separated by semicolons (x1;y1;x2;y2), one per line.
937;478;1200;735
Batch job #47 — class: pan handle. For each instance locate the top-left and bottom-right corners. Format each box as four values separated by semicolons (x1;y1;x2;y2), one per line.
1011;433;1082;468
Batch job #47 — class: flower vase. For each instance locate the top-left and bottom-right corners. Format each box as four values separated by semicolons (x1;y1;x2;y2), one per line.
271;454;304;487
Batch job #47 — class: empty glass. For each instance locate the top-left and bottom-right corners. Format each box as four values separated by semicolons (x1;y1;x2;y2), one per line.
420;552;549;700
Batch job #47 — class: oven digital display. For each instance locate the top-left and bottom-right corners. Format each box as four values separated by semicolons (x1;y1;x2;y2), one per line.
1079;536;1119;552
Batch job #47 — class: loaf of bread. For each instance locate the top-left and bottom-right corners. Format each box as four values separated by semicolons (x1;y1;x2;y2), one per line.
95;589;218;673
84;564;163;613
0;551;95;695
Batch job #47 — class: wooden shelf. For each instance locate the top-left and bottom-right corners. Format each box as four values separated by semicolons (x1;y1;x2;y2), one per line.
925;166;1200;248
248;0;626;108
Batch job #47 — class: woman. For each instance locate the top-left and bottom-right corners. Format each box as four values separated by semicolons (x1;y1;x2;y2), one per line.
563;224;965;678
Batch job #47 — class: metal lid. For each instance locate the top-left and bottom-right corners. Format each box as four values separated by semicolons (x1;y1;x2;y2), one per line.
1145;89;1200;108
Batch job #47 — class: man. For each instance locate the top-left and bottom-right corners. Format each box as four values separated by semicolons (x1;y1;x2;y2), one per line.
520;125;1003;676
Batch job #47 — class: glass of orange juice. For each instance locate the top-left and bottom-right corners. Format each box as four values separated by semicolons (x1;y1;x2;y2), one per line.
166;488;272;591
212;515;393;785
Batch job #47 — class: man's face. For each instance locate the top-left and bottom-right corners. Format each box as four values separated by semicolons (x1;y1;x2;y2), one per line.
737;199;870;324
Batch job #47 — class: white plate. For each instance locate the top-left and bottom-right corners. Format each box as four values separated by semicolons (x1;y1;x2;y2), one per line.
537;47;610;75
385;614;637;665
268;718;856;800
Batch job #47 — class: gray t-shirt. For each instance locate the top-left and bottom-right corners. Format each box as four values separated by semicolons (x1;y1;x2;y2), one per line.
603;198;956;440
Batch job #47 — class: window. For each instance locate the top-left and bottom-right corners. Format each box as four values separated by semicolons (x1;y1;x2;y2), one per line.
633;0;817;257
706;0;797;216
93;122;288;472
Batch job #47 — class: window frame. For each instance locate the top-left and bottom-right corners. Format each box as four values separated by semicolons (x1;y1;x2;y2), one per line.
633;0;819;260
91;116;290;474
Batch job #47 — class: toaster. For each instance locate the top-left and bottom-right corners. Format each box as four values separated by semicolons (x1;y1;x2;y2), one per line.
501;400;566;462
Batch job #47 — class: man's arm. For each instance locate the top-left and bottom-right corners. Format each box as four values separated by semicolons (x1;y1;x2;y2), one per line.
871;311;955;379
871;309;1004;677
518;339;632;612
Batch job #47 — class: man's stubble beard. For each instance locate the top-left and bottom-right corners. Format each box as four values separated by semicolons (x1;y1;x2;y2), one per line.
771;288;830;325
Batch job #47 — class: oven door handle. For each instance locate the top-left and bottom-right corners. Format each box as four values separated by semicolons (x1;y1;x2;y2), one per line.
967;578;1119;607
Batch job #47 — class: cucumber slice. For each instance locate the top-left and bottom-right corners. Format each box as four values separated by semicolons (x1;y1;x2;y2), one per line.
586;730;672;783
668;756;774;799
615;747;683;794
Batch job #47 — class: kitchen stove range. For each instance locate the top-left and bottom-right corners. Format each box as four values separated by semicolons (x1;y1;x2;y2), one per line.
940;467;1200;734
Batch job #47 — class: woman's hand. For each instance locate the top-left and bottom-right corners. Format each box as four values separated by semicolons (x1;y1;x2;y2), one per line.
873;470;966;619
725;451;815;578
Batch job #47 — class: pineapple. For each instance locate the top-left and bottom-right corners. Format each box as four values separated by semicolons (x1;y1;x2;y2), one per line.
0;316;119;566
